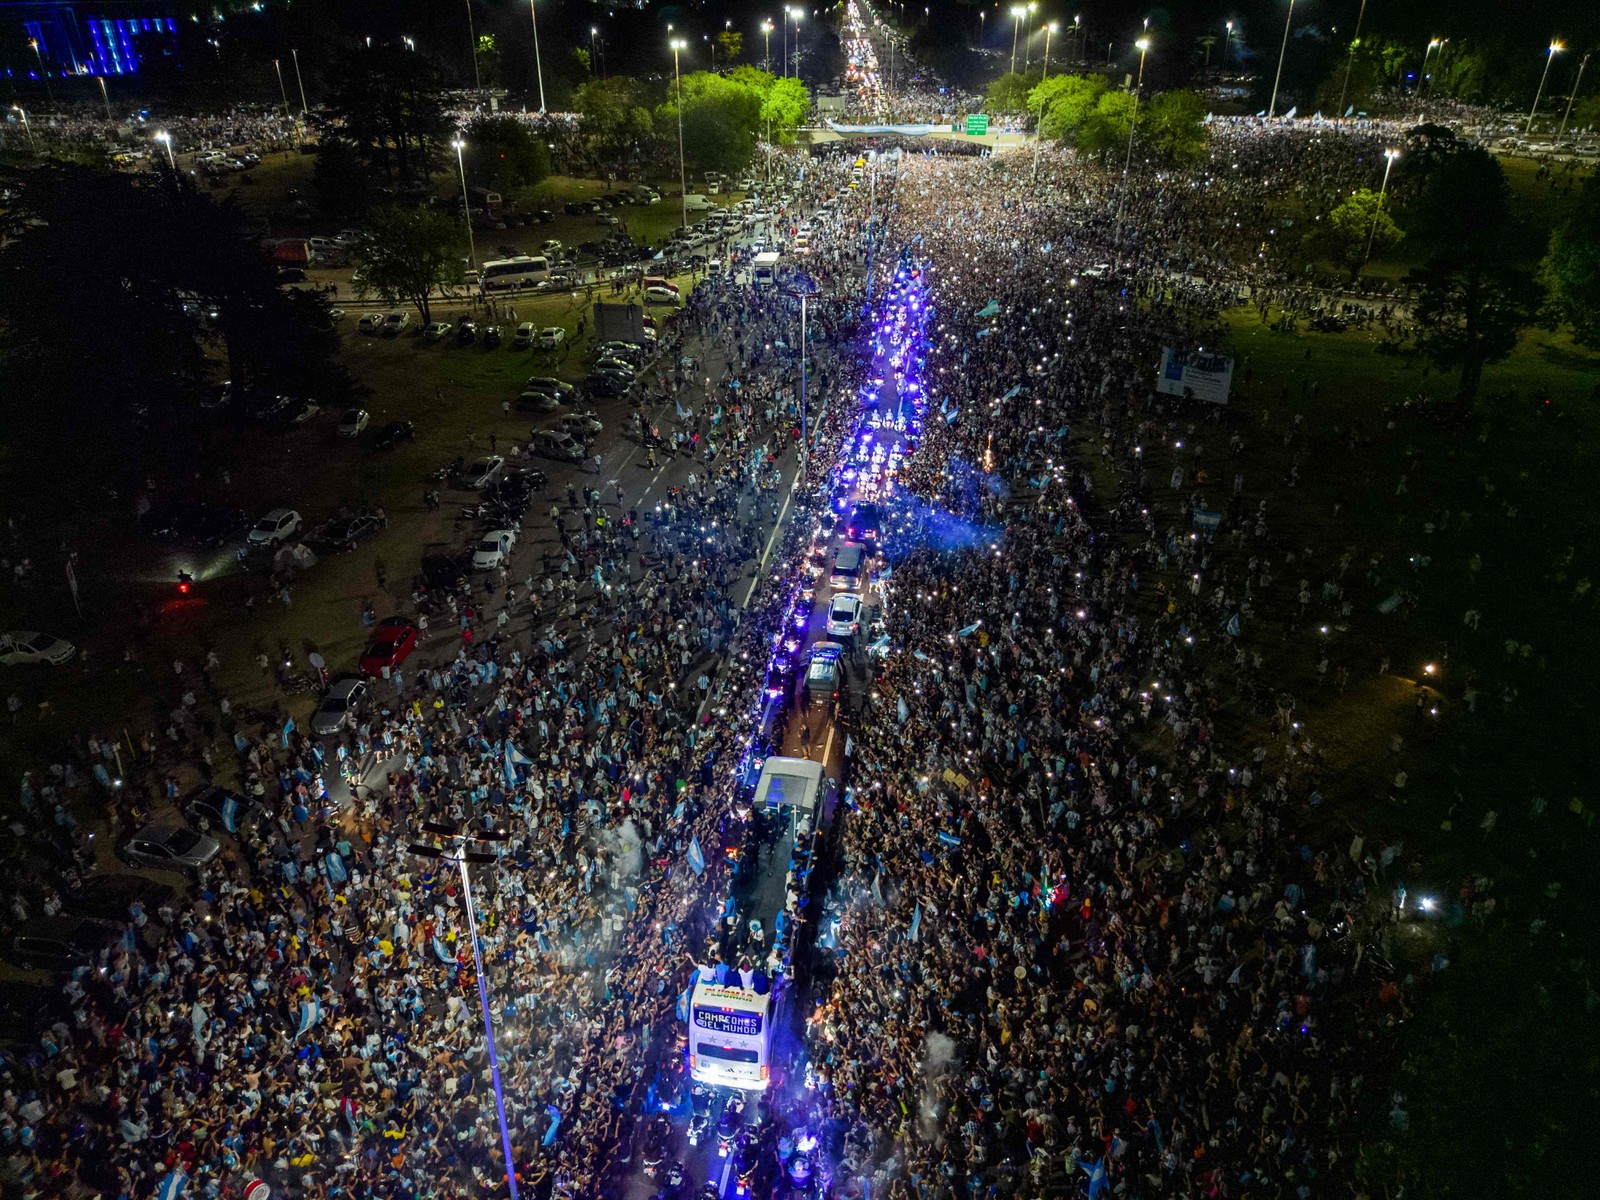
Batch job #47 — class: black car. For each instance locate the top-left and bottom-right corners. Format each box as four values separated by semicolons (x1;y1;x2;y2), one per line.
184;784;264;836
146;500;249;547
456;320;478;344
421;548;475;591
373;419;415;449
482;325;503;348
563;201;586;215
64;875;177;924
6;915;121;973
847;502;883;546
276;267;308;284
315;510;388;551
535;209;556;223
587;371;632;399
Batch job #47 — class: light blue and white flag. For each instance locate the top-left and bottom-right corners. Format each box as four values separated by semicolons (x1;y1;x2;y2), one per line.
687;836;706;876
297;997;321;1037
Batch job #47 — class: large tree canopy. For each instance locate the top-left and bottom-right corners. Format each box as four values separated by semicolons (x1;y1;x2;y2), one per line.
571;76;657;170
1543;173;1600;350
351;207;463;324
319;45;450;187
461;115;551;197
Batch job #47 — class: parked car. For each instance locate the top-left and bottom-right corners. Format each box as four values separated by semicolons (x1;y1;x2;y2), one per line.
826;592;863;638
558;410;605;437
382;312;410;336
184;785;263;835
513;322;537;349
311;677;367;736
358;618;419;676
644;285;681;305
420;549;474;591
357;313;384;335
423;321;453;342
535;209;556;223
537;326;566;350
524;375;576;398
540;239;563;255
246;508;302;547
62;876;176;924
472;528;518;570
517;391;565;414
456;456;505;489
0;631;76;666
531;429;585;462
6;916;121;972
120;821;222;874
372;419;415;449
456;320;478;344
482;324;502;347
586;371;633;399
337;408;370;436
276;267;307;284
314;510;387;551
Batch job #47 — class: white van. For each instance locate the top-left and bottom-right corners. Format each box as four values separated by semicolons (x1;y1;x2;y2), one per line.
683;194;712;212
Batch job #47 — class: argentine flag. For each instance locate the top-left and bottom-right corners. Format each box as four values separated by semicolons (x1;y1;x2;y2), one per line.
297;997;321;1037
686;836;707;877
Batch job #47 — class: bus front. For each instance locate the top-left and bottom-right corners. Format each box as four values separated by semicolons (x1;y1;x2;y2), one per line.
687;981;772;1090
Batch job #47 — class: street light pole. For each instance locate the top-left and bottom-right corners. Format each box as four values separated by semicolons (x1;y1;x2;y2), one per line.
783;7;790;78
1113;38;1151;245
273;57;289;116
788;280;819;479
1336;0;1367;117
30;39;54;107
1526;41;1564;136
1419;39;1445;95
528;0;547;114
1267;0;1296;119
762;20;773;72
1362;147;1399;271
409;823;517;1200
671;39;688;231
1022;1;1039;73
1010;5;1024;75
1224;20;1234;68
465;0;482;90
155;130;174;170
12;106;35;150
96;73;111;119
791;9;803;80
291;48;308;115
1031;23;1057;182
1559;52;1591;143
453;138;478;273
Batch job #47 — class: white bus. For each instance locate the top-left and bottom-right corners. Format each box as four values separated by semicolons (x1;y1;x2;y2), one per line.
687;981;772;1090
480;255;550;291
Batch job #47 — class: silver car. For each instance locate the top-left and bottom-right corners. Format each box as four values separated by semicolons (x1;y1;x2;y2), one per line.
121;822;221;874
312;677;368;735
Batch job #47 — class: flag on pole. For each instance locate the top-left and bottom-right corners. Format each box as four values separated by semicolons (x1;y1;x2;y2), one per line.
296;998;320;1037
687;836;706;876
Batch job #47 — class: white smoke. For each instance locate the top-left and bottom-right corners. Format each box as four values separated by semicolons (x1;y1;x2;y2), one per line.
918;1032;959;1137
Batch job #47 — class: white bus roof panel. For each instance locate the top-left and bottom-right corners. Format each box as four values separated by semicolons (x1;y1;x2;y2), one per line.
754;756;825;814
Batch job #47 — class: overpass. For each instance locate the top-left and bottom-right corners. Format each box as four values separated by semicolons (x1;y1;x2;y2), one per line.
796;125;1030;150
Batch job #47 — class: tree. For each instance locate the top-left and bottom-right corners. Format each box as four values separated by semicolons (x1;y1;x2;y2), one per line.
1075;92;1136;158
1410;258;1544;417
313;137;376;222
1543;173;1600;349
320;45;450;187
1139;90;1210;165
717;31;743;65
352;207;463;323
1316;188;1404;280
987;71;1040;114
461;115;551;196
1029;74;1107;140
475;34;502;88
571;76;656;170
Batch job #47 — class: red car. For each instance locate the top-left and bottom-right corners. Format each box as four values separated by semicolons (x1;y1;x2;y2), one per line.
358;619;418;677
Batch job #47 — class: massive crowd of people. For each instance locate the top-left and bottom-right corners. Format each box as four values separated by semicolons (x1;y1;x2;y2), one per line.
2;31;1535;1200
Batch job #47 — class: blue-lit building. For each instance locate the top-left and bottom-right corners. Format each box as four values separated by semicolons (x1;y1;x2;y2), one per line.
4;0;178;77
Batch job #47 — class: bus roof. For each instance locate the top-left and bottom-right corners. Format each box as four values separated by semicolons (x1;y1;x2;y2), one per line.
754;755;824;814
691;981;771;1009
753;251;781;266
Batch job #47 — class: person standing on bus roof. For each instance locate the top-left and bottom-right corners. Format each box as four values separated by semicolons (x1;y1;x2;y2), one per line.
737;957;756;989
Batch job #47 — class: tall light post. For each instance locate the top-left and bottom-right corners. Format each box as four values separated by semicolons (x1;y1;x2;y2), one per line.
30;39;55;107
11;105;35;150
95;73;111;119
1010;5;1025;75
464;0;482;90
791;8;804;79
1113;38;1151;244
1558;51;1591;143
761;20;774;72
783;6;791;77
670;39;688;231
155;129;175;170
453;138;478;273
1420;38;1445;94
1526;41;1564;135
1031;23;1059;182
409;822;518;1200
273;58;289;114
1071;15;1082;63
1336;0;1367;116
1362;147;1400;271
1267;0;1297;120
1022;1;1039;73
788;276;820;479
527;0;547;114
291;48;308;115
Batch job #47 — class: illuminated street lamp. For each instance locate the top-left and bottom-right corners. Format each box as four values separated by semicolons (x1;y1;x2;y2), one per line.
155;129;175;170
1362;147;1400;270
1420;38;1446;95
528;0;547;114
1010;5;1025;75
273;58;289;115
409;823;518;1200
791;8;804;78
1022;1;1039;73
1336;0;1366;116
291;47;308;115
1526;40;1564;135
787;274;821;479
464;0;481;90
11;105;35;150
761;19;774;72
671;39;688;230
1558;52;1591;143
1224;20;1235;68
95;73;111;119
1113;37;1151;243
1031;24;1059;182
1267;0;1298;119
453;138;478;272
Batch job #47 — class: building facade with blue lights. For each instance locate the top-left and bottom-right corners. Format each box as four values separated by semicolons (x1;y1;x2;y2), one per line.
4;0;177;77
